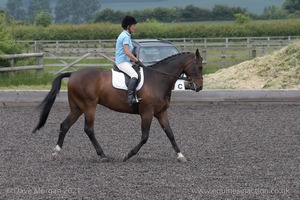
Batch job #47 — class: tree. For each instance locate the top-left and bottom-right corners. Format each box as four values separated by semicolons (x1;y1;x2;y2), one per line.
152;7;179;22
283;0;300;13
55;0;101;24
212;4;247;21
0;11;22;66
35;11;53;27
181;5;211;22
94;8;122;23
27;0;51;23
6;0;26;21
212;4;234;20
261;6;287;19
234;13;251;24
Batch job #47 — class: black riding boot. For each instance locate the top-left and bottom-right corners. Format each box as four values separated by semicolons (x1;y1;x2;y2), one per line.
127;77;140;105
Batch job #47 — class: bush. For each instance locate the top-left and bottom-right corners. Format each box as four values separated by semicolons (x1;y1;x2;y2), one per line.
10;19;300;41
0;12;23;67
234;13;252;24
35;12;53;27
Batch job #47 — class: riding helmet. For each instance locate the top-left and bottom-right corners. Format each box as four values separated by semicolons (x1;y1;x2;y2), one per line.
121;15;138;29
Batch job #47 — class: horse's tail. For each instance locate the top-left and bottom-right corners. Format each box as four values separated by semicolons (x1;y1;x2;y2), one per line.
32;72;72;133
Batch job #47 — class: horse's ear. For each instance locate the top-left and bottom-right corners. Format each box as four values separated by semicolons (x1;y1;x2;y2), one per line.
195;49;200;59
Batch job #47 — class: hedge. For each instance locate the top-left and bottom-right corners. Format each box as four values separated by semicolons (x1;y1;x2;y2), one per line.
11;19;300;41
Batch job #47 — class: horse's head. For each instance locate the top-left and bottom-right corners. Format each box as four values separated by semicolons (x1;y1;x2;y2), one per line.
184;49;203;92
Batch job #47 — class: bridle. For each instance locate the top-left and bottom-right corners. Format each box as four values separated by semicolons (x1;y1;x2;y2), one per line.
146;57;203;80
149;67;203;91
182;59;203;78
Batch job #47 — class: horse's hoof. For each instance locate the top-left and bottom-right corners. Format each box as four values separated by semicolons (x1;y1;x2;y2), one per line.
177;156;188;163
51;153;58;161
177;153;188;163
123;154;130;162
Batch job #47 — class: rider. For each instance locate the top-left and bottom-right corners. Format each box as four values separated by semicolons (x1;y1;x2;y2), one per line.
115;15;143;106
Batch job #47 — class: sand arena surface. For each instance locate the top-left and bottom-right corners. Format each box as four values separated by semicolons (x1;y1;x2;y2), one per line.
0;102;299;199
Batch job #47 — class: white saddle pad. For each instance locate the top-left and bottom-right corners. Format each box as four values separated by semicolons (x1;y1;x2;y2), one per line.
111;68;144;91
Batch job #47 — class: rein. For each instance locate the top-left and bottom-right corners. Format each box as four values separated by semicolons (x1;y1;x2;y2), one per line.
148;67;202;81
143;52;203;81
146;66;180;78
146;65;203;91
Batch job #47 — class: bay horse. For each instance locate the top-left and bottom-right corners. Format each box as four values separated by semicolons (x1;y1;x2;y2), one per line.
33;49;203;162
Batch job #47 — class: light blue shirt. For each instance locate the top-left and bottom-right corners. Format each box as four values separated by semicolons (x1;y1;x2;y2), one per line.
115;30;133;64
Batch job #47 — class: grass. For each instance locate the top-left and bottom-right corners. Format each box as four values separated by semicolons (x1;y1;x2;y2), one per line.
0;71;68;90
0;53;114;89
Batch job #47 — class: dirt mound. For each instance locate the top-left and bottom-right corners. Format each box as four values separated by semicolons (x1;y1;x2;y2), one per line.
204;43;300;89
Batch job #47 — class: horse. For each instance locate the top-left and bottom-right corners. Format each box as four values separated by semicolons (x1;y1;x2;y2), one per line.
33;49;203;162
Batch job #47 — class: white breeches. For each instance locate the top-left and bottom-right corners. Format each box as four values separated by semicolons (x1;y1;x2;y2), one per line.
116;62;138;79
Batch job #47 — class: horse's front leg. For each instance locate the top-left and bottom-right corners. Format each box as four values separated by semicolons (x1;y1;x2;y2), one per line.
155;110;187;162
123;114;153;162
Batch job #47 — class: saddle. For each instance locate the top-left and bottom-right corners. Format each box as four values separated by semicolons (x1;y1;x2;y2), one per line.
111;64;144;91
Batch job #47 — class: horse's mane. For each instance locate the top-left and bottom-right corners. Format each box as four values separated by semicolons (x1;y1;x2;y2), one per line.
148;52;192;67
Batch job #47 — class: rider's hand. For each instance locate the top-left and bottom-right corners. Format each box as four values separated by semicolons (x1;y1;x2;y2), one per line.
135;60;146;68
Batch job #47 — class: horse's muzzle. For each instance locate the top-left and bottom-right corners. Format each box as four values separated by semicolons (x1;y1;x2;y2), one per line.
195;85;202;92
189;81;203;92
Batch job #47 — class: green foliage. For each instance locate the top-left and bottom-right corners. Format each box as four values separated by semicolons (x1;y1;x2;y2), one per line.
94;4;249;23
0;12;22;67
27;0;52;23
0;71;56;87
234;13;252;24
180;5;211;22
11;19;300;40
4;1;300;24
55;0;101;24
94;9;122;23
35;12;53;27
283;0;300;13
212;4;235;20
261;5;287;20
6;0;26;21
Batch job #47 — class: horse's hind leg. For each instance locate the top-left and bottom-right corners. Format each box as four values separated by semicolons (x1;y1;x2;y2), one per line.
155;110;187;162
83;106;110;162
52;108;82;159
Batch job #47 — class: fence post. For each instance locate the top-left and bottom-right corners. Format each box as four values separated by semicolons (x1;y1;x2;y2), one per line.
35;43;44;75
226;38;229;48
247;37;251;48
221;47;226;68
9;59;16;76
252;49;256;58
11;58;16;67
202;49;207;65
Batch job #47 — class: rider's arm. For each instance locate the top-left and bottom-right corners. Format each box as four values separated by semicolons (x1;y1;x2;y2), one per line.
123;44;138;63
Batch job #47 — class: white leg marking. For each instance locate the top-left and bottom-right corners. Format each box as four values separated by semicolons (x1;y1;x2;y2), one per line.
177;152;184;158
51;145;62;159
54;145;62;152
177;152;187;162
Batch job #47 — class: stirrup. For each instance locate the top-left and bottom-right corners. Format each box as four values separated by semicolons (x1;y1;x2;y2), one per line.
127;97;142;105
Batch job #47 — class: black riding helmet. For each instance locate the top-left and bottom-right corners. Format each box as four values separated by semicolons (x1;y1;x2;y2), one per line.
121;15;138;29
